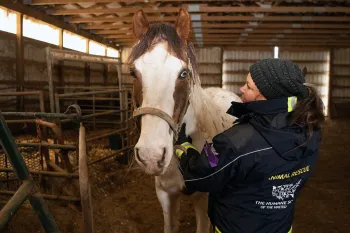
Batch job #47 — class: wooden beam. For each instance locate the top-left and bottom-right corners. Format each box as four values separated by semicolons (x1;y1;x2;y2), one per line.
29;0;348;5
85;22;350;30
0;0;116;49
329;49;334;118
97;29;350;35
85;40;91;86
16;13;24;111
51;6;350;15
105;32;350;39
70;15;350;23
58;29;64;87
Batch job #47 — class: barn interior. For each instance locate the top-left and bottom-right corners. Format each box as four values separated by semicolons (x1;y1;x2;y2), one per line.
0;0;349;232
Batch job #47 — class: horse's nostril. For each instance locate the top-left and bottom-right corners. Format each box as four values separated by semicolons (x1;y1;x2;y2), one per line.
157;148;166;169
135;148;146;165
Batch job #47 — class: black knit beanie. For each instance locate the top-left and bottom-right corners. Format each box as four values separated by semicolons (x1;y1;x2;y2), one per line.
249;58;309;100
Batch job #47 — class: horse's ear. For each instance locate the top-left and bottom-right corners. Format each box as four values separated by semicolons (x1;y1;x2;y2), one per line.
302;67;307;77
132;9;150;39
175;8;191;41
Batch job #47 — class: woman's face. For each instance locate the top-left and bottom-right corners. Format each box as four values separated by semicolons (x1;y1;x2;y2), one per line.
240;73;267;103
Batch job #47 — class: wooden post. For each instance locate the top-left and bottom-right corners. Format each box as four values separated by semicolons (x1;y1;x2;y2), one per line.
16;13;24;111
85;40;90;86
58;29;64;87
103;47;108;85
328;48;334;119
79;123;94;233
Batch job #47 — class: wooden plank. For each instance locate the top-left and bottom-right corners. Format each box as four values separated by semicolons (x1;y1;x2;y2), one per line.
51;6;350;15
95;29;350;35
58;29;64;86
84;22;350;30
85;40;90;86
29;0;347;5
70;15;350;23
16;13;24;112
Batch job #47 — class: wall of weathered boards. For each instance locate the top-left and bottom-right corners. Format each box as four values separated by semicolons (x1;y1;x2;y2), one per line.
331;48;350;118
0;30;118;112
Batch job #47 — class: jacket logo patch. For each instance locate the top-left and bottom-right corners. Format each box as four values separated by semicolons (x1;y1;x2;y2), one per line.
272;179;301;200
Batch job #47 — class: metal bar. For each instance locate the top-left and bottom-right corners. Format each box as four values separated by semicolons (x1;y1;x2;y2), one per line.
39;91;45;113
55;94;60;114
0;91;42;96
0;180;34;230
79;123;94;233
0;112;61;232
87;146;134;166
58;97;121;101
46;47;55;113
1;112;78;119
17;142;76;150
57;89;127;98
55;86;119;90
0;168;79;178
0;113;30;180
47;161;65;173
81;110;124;119
0;190;80;202
27;188;62;232
86;127;128;142
4;119;37;124
116;63;124;125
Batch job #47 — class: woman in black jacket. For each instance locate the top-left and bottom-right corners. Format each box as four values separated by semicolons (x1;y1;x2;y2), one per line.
176;58;325;233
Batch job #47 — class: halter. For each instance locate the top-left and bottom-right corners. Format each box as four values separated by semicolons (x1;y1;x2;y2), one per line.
132;79;191;144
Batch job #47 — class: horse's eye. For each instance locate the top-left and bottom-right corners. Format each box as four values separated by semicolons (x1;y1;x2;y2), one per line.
179;70;188;80
130;68;136;78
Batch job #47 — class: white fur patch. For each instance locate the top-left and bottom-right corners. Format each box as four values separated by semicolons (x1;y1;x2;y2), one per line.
134;43;186;172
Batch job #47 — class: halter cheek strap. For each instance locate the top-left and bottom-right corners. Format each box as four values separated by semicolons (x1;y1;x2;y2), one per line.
133;107;178;136
132;79;191;144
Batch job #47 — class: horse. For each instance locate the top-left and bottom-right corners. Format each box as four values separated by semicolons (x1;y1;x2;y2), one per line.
128;8;242;233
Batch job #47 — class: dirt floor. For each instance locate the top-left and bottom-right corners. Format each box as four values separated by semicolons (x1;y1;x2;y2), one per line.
2;118;350;233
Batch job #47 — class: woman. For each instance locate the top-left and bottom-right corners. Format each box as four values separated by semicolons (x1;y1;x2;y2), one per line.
176;58;325;233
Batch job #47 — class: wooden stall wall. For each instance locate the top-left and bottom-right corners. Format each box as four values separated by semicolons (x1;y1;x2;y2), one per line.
222;48;273;95
331;48;350;118
196;47;222;88
279;49;329;115
0;32;16;111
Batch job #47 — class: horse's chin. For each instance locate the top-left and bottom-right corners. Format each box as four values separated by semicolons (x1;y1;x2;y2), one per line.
141;165;168;176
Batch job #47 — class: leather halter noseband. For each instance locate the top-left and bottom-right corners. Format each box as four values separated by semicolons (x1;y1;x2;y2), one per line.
132;79;191;143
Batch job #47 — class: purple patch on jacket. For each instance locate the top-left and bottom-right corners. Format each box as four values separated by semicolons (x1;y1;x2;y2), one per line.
202;141;219;167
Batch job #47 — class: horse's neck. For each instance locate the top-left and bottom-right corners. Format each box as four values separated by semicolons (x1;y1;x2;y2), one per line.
184;84;238;150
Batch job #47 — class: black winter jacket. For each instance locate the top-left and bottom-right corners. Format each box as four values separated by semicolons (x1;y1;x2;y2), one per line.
179;97;321;233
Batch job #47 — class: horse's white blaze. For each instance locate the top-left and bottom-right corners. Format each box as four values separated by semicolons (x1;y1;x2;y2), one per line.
135;43;186;175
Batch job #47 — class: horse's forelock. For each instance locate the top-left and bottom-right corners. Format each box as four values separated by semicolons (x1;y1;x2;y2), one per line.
128;23;198;79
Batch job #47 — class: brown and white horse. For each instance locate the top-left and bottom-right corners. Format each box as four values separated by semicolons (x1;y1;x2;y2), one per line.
128;8;242;233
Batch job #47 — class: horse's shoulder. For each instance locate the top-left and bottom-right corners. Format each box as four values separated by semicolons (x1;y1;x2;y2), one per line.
203;87;242;109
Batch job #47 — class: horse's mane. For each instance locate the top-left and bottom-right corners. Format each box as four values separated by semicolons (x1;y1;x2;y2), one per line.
127;23;199;82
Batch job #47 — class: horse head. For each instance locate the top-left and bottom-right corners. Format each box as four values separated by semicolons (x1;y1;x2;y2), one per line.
128;9;197;175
